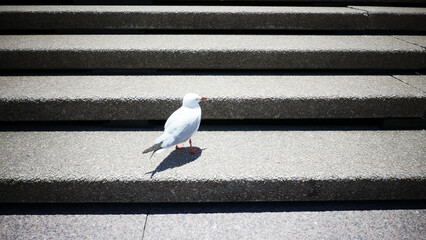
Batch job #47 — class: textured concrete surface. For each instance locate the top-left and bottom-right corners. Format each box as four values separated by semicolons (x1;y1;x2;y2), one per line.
0;130;424;202
0;75;425;121
394;35;426;48
0;35;424;70
350;6;426;30
144;209;426;240
162;0;425;2
3;6;424;31
0;214;146;240
393;75;426;93
0;6;366;30
1;202;424;240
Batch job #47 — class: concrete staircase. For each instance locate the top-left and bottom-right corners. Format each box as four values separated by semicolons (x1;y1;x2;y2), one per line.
0;1;425;239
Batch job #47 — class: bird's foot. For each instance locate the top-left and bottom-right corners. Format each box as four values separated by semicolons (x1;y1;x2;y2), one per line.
175;144;185;150
189;148;201;154
188;139;201;154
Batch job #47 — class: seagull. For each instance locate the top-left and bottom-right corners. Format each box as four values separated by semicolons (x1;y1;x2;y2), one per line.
143;93;207;159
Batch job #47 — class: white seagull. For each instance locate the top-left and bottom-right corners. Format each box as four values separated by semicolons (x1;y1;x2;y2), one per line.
143;93;207;159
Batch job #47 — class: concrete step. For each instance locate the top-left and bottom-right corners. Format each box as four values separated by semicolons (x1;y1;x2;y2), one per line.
0;6;368;31
0;129;425;202
1;204;146;240
1;202;425;240
143;205;426;240
1;75;425;121
63;0;426;4
0;6;423;32
349;6;426;31
1;6;424;31
394;35;426;48
0;35;424;70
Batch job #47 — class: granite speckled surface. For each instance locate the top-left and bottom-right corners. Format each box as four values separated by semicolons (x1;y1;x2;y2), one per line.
0;214;146;240
0;35;424;70
155;0;425;2
349;6;426;30
2;6;424;31
0;75;424;121
0;130;424;202
1;202;424;240
394;35;426;48
0;6;366;30
1;6;424;31
393;75;426;93
144;209;426;240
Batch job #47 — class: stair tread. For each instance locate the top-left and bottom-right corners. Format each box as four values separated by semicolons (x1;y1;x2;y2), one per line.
394;35;426;48
1;213;145;240
393;75;426;92
0;129;425;202
1;75;425;120
2;34;423;51
144;208;425;240
1;203;424;240
1;35;425;70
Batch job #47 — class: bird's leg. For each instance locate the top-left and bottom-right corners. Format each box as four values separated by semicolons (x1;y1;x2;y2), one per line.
175;144;184;150
188;139;201;154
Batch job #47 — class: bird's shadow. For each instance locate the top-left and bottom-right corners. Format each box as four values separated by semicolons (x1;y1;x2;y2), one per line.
145;147;205;178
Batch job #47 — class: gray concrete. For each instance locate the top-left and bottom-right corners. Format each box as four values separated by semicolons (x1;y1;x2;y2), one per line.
0;35;424;70
163;0;425;2
349;6;426;31
0;130;424;202
3;6;425;31
393;75;426;93
0;75;424;121
0;214;146;240
144;209;426;240
0;6;366;30
394;35;426;48
1;202;424;240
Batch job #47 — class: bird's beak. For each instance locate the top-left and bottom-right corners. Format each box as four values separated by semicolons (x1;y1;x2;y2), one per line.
201;97;208;101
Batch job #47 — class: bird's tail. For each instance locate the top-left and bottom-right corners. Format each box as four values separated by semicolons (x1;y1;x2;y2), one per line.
142;142;163;159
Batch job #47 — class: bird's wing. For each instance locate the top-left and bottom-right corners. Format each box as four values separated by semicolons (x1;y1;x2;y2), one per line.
164;106;183;130
155;107;201;147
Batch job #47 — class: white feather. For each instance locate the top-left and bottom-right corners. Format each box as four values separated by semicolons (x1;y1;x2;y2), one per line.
154;93;203;150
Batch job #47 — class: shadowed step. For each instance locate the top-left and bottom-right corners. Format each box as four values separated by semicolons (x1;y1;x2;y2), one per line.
1;6;424;31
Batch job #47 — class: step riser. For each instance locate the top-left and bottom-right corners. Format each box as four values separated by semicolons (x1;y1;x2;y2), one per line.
1;179;424;202
1;97;425;121
349;6;426;31
0;6;367;31
1;6;424;31
2;50;424;70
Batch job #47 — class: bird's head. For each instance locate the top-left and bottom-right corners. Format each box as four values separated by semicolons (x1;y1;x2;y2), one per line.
182;93;207;108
